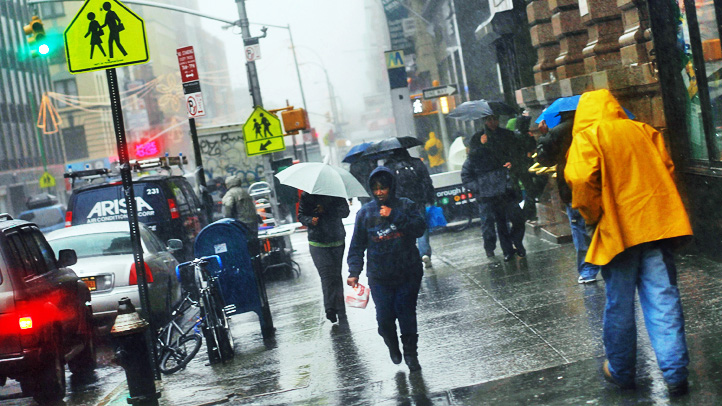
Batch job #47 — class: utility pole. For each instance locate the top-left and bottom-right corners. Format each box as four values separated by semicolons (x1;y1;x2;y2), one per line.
235;0;282;224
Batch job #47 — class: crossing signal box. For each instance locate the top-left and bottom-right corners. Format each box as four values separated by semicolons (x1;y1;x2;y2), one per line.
281;108;308;133
24;16;47;57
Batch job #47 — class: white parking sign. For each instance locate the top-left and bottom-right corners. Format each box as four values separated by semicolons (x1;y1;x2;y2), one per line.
186;92;206;118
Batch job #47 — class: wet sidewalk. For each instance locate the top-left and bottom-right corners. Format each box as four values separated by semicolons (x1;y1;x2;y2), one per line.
102;219;722;406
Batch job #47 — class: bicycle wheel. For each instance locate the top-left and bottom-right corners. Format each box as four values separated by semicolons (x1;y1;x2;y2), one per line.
159;334;202;374
210;282;234;360
202;293;224;364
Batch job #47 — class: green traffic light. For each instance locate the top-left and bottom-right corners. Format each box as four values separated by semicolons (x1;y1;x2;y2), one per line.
38;44;49;55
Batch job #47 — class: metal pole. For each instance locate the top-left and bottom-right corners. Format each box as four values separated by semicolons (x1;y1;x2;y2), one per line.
287;25;309;161
235;0;282;224
27;91;48;172
189;118;213;222
106;68;159;380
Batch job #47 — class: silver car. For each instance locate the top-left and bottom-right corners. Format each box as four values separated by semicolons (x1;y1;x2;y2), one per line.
46;221;183;334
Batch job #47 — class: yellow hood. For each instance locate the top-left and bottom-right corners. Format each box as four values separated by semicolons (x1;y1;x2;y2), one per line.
564;89;692;265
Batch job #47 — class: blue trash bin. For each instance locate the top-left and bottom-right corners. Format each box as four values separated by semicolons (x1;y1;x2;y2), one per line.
194;218;274;338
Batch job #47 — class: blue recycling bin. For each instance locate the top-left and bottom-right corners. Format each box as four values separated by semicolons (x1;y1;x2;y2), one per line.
194;218;274;338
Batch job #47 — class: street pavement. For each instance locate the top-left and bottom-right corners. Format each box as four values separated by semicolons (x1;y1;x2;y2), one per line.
3;201;722;405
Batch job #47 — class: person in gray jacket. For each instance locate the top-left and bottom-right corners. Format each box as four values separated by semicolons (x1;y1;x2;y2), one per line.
222;174;259;240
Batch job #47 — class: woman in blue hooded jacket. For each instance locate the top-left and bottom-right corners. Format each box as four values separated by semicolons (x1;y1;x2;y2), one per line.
346;167;426;371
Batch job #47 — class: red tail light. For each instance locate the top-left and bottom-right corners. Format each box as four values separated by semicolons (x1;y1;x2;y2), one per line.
129;262;154;285
168;199;180;219
19;316;33;330
65;211;73;227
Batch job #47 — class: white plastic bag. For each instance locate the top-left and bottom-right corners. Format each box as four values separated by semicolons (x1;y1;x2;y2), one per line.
345;283;370;309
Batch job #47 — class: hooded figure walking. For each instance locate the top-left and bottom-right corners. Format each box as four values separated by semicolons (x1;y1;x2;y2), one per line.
565;89;693;396
347;167;427;371
298;192;350;323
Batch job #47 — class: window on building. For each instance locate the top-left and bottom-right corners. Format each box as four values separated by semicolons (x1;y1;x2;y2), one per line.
53;79;78;106
677;0;722;164
63;126;88;161
39;3;65;19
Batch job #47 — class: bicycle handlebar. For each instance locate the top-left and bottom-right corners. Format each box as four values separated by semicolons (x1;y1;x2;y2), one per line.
175;255;223;281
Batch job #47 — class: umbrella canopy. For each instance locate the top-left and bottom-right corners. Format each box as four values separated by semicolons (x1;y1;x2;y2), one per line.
448;99;518;121
342;142;373;164
535;95;636;129
447;136;467;170
274;162;369;199
361;136;424;158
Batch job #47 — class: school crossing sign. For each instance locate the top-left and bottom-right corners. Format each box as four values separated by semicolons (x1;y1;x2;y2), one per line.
242;106;286;157
64;0;149;73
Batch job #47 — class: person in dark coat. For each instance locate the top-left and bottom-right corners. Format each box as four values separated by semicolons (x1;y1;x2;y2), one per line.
298;192;350;323
510;115;542;221
384;149;435;268
536;111;600;284
347;167;426;371
461;115;526;261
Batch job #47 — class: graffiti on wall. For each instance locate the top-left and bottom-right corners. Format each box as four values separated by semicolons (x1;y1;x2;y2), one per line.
199;131;264;188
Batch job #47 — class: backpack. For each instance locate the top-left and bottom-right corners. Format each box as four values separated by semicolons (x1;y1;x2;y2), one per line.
389;160;431;205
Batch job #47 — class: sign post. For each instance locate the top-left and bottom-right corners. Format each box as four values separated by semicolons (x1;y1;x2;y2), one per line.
422;83;458;158
64;0;160;383
177;46;212;221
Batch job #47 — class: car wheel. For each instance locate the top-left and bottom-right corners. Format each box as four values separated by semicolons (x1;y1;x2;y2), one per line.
33;332;66;404
68;306;97;375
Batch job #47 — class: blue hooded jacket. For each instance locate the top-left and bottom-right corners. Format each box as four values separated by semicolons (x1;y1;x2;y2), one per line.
347;166;426;285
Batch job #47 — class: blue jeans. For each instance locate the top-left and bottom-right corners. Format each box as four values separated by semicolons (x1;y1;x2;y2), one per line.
601;241;689;386
369;273;423;338
565;205;600;279
417;206;431;257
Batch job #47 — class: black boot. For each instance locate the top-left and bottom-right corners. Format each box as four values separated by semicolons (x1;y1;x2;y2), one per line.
380;331;403;365
401;334;421;372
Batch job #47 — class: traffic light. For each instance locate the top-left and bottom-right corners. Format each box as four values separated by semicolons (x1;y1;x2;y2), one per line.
23;16;48;58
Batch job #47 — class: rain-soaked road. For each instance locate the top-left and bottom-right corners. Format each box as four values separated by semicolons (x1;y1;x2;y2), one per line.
3;202;722;405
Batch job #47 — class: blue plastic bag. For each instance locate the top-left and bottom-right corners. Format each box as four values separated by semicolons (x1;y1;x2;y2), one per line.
425;205;447;230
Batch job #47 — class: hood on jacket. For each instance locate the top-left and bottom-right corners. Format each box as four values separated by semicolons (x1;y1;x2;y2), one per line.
573;89;628;136
225;174;243;189
368;166;396;201
428;132;437;141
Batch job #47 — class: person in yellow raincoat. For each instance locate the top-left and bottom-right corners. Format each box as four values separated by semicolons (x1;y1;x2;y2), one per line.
565;89;693;396
424;132;446;174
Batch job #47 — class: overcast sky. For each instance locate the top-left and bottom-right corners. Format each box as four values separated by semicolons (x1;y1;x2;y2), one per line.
198;0;378;134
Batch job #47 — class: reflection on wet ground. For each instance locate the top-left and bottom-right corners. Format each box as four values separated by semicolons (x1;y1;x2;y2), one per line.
3;222;722;405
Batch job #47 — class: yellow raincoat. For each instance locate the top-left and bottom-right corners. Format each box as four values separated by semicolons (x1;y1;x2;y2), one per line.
564;89;692;266
424;132;446;168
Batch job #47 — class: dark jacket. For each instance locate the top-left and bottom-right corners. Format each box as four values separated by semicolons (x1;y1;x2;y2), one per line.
347;167;426;285
536;115;574;204
297;193;350;244
461;127;513;198
384;154;435;205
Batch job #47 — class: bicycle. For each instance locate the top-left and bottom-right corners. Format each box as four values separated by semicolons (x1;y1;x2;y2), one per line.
155;292;203;374
176;255;235;365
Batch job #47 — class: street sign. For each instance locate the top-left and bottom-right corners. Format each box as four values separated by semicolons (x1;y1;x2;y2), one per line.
245;44;261;62
422;84;458;100
176;46;198;83
39;172;56;188
186;92;205;118
385;50;405;69
64;0;149;74
243;106;286;157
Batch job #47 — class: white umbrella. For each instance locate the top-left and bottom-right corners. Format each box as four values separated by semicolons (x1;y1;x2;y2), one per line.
447;136;467;170
274;162;369;199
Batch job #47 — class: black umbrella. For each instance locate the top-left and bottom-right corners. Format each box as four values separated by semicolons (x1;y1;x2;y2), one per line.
361;136;424;158
448;99;518;121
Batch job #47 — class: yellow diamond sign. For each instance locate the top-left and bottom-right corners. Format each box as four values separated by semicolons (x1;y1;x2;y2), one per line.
39;172;56;188
64;0;149;74
243;107;286;157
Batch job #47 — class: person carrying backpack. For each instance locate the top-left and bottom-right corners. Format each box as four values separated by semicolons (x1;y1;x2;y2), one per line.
384;149;435;268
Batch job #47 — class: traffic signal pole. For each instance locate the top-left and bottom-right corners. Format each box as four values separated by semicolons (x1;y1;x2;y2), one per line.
235;0;282;225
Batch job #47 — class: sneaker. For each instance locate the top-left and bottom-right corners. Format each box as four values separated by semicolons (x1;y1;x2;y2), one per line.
667;380;689;397
602;360;635;389
578;275;597;284
422;255;432;268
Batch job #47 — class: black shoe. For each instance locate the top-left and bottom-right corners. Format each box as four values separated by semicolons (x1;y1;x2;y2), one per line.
325;309;337;323
504;252;515;262
381;334;402;365
516;247;526;258
668;380;689;397
404;354;422;372
486;250;495;258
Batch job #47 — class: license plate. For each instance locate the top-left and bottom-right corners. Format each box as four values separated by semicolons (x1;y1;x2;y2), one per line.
82;277;96;291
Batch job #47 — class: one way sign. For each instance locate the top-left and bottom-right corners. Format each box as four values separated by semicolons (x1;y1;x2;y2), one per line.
422;84;458;100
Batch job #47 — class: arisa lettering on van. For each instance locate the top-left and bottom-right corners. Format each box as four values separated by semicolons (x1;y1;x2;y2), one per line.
86;197;155;219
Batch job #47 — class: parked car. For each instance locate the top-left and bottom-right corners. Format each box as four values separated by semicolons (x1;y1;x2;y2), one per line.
18;203;66;234
46;221;183;334
0;214;95;404
64;172;208;261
